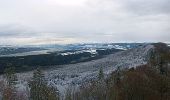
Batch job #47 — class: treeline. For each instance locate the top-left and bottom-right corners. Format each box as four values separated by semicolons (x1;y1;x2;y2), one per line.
96;48;122;55
0;52;93;74
0;48;121;74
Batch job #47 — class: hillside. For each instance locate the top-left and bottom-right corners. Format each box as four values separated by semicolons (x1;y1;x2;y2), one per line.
13;44;154;95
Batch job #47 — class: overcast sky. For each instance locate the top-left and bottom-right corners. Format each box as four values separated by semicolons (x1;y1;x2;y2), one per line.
0;0;170;45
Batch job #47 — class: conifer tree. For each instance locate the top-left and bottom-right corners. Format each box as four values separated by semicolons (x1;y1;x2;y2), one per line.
98;67;104;80
29;68;59;100
4;67;18;87
3;67;18;100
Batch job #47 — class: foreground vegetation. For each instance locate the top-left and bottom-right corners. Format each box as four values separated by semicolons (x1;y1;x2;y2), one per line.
0;43;170;100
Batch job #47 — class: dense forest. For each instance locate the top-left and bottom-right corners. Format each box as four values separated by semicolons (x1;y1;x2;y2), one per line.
0;43;170;100
0;48;121;74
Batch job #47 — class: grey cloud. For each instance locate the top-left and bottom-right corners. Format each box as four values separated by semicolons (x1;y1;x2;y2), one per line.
0;24;36;38
120;0;170;15
0;0;169;45
85;0;170;15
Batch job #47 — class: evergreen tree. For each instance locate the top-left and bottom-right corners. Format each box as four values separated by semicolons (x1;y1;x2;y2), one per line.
29;68;59;100
98;67;104;80
3;67;18;100
114;66;121;85
4;67;18;87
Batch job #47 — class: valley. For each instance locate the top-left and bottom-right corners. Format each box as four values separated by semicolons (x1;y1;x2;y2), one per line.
1;43;154;96
0;43;143;74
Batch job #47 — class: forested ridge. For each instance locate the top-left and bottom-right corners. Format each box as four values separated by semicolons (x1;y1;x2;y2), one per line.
0;48;121;74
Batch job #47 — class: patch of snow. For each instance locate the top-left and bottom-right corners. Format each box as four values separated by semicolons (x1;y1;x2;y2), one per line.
113;45;127;50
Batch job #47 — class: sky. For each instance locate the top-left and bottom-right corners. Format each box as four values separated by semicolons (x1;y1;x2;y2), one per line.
0;0;170;45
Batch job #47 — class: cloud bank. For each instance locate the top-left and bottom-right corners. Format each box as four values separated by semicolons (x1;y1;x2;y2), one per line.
0;0;169;45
